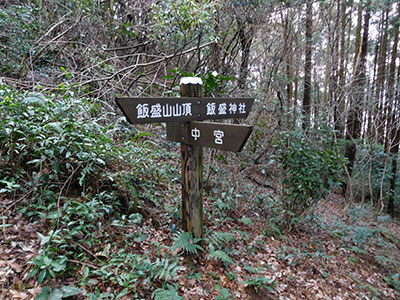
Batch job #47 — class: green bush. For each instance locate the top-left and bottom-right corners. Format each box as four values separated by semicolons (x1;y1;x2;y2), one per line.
351;142;398;204
0;84;151;207
0;4;46;76
0;84;180;288
275;128;344;229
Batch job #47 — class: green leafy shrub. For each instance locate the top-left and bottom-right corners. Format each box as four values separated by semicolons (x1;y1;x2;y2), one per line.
0;84;152;208
384;273;400;292
150;257;183;281
0;5;45;76
152;0;216;44
349;142;399;205
208;249;234;264
200;71;235;96
30;249;68;284
0;84;173;287
164;69;235;97
27;194;117;283
92;251;183;294
275;128;344;229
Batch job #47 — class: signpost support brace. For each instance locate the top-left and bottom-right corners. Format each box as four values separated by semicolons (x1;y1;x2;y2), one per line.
180;79;203;238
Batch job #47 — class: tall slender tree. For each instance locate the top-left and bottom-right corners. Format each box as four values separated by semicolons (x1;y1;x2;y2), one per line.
302;0;313;129
344;0;370;198
386;3;400;215
237;16;254;90
374;9;390;144
335;0;350;138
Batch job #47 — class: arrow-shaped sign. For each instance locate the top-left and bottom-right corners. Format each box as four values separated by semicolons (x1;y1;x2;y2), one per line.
116;97;254;124
167;121;253;152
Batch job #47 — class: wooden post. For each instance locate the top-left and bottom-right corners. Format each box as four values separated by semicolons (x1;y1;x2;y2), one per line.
180;78;203;238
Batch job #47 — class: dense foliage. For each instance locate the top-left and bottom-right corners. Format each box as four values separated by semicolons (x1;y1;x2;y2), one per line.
0;84;184;298
0;84;156;208
276;128;344;229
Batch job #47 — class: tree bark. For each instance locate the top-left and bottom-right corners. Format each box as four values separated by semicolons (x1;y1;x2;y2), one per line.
375;9;389;144
387;3;400;216
237;17;254;90
302;0;313;130
213;8;221;73
335;0;349;138
344;1;370;198
388;126;399;216
384;3;399;153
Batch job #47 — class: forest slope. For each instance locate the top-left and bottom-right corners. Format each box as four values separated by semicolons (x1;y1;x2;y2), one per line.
0;86;399;300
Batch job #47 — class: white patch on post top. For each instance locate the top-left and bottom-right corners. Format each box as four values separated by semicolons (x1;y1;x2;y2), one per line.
180;77;203;85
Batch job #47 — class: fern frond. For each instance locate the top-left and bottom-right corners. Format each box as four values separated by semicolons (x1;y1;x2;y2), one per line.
172;231;204;255
209;231;236;247
208;249;233;264
150;258;182;281
152;284;185;300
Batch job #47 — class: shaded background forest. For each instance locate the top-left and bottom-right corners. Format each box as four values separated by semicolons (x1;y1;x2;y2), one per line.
1;0;399;215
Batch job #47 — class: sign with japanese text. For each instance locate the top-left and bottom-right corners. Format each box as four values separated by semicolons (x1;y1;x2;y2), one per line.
116;97;254;124
115;78;255;239
166;121;253;152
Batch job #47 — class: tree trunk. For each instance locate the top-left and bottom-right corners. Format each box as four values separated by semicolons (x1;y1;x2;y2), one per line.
282;9;295;129
302;0;313;130
284;11;293;105
335;0;349;138
384;3;399;153
237;17;254;90
213;8;221;73
387;3;400;216
344;1;370;198
388;127;399;216
323;11;331;110
294;33;300;123
329;0;340;125
375;9;389;145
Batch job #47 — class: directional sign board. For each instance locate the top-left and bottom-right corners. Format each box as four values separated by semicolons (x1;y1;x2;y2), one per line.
167;121;253;152
115;78;255;239
116;97;254;124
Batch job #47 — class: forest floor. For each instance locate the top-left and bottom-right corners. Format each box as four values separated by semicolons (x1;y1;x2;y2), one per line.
0;123;399;300
1;169;399;300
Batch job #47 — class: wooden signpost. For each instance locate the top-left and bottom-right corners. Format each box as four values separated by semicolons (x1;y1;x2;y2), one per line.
116;77;254;238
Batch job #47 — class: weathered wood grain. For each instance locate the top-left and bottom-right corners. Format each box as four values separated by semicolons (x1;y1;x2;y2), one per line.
180;80;204;238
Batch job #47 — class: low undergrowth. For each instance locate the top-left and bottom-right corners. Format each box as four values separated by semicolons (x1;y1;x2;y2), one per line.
308;200;400;287
1;84;399;299
0;84;183;298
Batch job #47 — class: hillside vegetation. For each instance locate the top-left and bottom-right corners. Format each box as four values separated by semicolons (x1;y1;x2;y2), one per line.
1;0;400;299
1;84;399;299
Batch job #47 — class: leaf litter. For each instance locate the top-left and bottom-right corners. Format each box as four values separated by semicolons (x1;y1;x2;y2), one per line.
0;158;399;300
